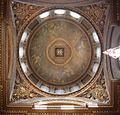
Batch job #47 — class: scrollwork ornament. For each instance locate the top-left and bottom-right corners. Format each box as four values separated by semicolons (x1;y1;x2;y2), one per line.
78;71;109;103
76;3;108;34
12;2;44;33
90;83;108;102
11;72;43;102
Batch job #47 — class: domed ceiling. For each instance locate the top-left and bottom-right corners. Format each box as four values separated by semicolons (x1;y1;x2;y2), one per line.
28;19;91;85
3;0;120;113
18;9;101;95
2;1;117;113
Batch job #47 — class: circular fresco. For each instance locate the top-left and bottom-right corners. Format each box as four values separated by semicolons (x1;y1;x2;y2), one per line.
28;19;91;85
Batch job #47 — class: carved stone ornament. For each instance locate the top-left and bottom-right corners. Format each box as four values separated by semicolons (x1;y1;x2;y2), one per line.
89;83;108;102
11;1;44;33
78;71;109;103
76;3;108;34
12;1;108;36
11;72;43;102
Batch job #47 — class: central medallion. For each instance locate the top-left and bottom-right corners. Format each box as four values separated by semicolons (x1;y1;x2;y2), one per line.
55;48;64;57
47;38;73;66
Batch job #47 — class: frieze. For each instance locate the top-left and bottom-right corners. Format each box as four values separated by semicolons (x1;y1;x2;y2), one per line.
1;110;119;115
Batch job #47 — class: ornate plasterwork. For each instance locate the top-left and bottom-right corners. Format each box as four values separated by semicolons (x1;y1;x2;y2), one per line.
76;3;108;34
11;2;44;33
11;72;43;102
78;71;109;103
11;69;109;104
12;1;108;36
